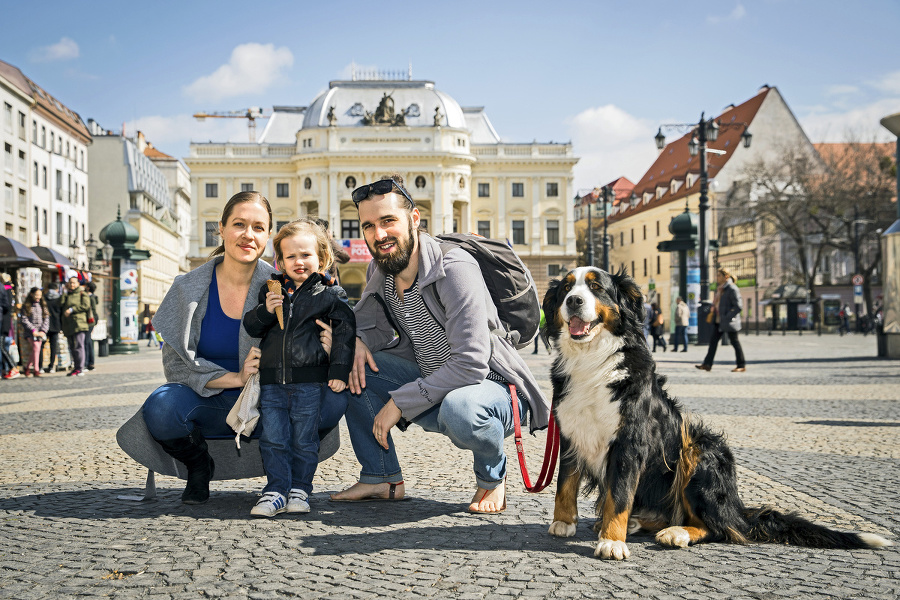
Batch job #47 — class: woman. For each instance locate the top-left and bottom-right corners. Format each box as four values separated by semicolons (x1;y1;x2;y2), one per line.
20;287;49;377
141;192;343;505
696;268;746;372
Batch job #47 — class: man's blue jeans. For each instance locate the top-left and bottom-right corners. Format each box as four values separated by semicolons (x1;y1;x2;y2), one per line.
143;382;347;442
344;351;527;491
673;325;689;351
259;382;322;496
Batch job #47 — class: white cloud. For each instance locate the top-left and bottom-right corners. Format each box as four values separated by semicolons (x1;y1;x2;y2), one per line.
184;43;293;103
825;84;860;97
800;97;899;143
30;37;79;62
870;70;900;95
707;4;746;24
567;104;659;193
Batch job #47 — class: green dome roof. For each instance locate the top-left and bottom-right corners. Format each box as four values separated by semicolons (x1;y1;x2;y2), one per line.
99;208;139;248
669;209;698;238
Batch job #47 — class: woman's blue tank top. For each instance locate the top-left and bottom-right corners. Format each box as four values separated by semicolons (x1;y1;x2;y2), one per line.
197;267;241;377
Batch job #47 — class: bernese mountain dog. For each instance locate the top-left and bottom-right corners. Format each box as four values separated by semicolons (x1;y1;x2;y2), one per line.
542;266;892;560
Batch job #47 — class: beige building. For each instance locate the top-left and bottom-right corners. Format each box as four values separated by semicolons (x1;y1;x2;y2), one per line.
603;86;813;325
186;72;578;300
87;123;185;314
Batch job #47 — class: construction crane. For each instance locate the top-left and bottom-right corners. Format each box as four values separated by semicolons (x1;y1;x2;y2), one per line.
193;107;268;142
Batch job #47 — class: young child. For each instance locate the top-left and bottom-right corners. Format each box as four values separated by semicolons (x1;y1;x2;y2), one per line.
20;287;49;378
242;218;356;517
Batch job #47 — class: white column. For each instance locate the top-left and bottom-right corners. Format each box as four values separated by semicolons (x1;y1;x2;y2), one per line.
565;176;576;256
531;177;542;254
328;171;339;232
432;172;444;234
496;177;506;239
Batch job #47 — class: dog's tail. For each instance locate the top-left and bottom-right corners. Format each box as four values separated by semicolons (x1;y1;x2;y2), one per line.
743;506;893;549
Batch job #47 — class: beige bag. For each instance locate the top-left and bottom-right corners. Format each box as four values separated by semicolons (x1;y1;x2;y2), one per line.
226;373;261;449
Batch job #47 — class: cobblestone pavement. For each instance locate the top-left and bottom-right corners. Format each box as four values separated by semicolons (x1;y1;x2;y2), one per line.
0;333;898;599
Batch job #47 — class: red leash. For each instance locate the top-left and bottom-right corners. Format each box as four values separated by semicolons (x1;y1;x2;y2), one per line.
510;384;559;493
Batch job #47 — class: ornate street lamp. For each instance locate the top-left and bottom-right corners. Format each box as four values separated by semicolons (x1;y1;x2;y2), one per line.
600;185;615;272
655;114;752;343
84;234;98;271
99;208;150;354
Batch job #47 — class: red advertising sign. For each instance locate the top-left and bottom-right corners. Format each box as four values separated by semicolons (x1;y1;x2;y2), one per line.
342;239;373;263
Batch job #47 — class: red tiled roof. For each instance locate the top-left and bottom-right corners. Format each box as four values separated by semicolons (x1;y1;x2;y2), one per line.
610;86;771;222
143;144;174;160
0;59;32;98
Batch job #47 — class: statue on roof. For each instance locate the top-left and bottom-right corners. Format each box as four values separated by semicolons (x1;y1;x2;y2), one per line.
433;106;443;127
374;93;395;124
326;106;337;126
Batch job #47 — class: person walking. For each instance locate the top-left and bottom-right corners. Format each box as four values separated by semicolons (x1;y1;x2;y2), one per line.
242;218;356;517
61;276;91;377
696;268;746;372
673;296;689;352
650;303;667;352
330;175;549;513
19;287;49;378
532;309;550;354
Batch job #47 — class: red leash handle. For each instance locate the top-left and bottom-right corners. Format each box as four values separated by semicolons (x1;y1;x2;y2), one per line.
510;384;559;493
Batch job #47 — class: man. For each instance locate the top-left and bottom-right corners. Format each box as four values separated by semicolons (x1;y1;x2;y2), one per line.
61;276;91;376
330;175;549;513
673;296;689;352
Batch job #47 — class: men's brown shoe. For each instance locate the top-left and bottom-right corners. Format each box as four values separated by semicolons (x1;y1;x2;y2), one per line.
695;364;711;371
732;367;746;372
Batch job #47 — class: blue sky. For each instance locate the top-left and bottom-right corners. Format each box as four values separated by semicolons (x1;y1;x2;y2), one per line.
3;0;899;193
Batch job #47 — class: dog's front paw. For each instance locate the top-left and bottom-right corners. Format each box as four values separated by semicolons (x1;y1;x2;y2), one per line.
549;520;577;537
656;526;690;548
594;538;630;560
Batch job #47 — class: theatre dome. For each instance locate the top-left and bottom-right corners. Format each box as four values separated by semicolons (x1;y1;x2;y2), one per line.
301;79;468;129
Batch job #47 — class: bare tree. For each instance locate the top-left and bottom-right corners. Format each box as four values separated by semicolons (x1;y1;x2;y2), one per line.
810;140;896;317
742;144;833;301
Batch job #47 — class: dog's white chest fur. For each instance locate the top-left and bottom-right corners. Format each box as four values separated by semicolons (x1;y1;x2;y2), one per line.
555;333;627;475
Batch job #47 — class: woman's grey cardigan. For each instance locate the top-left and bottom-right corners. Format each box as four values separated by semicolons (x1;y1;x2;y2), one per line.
152;257;277;397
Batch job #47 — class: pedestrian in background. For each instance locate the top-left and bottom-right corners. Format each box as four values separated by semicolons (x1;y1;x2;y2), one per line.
84;281;99;371
673;296;689;352
20;287;49;378
696;268;746;372
41;285;62;373
61;276;91;377
839;304;851;336
650;303;667;352
642;297;653;346
532;309;550;355
313;218;350;285
0;274;17;379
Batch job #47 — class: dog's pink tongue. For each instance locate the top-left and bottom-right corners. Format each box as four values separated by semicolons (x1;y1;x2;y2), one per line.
568;316;591;336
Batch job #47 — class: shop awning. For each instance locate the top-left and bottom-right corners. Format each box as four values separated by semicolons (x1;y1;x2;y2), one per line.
30;245;73;267
0;236;43;266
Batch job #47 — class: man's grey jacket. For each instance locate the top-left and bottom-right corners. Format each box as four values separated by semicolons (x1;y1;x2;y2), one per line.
353;233;551;432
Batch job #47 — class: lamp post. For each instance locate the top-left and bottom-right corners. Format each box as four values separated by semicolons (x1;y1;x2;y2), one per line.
601;185;615;272
655;115;751;343
577;193;594;267
84;234;98;271
878;112;900;357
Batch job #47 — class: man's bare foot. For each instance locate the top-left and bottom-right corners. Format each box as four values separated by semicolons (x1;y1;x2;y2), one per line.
330;481;405;502
468;479;506;514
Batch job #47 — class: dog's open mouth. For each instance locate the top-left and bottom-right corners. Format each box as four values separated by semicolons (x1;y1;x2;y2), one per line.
568;316;599;339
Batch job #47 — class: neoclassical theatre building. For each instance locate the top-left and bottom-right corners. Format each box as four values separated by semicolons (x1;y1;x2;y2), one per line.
186;72;578;300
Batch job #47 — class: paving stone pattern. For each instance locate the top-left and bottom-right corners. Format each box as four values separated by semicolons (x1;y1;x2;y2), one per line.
0;334;898;599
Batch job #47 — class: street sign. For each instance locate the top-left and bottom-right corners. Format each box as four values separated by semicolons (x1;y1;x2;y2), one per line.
852;274;864;286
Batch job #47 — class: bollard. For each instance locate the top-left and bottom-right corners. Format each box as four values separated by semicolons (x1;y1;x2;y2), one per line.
98;338;109;358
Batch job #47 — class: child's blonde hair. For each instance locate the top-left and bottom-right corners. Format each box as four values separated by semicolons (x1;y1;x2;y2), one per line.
273;218;335;274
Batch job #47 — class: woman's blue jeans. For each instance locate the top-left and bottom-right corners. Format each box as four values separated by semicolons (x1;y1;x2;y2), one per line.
142;382;347;442
258;382;322;496
343;351;527;490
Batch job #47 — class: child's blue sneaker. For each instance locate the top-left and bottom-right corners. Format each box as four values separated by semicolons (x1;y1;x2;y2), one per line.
251;492;287;517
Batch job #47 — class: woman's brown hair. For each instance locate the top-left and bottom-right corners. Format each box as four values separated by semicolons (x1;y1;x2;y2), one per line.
209;191;273;258
23;287;48;315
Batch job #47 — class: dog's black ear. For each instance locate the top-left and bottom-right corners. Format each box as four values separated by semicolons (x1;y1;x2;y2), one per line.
542;278;563;333
612;268;644;323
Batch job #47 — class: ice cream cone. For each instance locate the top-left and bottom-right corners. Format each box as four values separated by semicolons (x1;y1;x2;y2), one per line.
267;279;284;329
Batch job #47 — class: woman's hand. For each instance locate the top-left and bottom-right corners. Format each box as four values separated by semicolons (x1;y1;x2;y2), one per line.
316;319;332;356
265;291;282;315
239;347;261;385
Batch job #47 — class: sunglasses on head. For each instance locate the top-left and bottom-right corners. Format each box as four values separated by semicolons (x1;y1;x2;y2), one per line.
351;179;415;209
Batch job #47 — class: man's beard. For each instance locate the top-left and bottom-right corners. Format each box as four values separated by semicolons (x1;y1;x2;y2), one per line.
370;220;416;276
